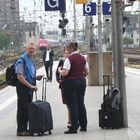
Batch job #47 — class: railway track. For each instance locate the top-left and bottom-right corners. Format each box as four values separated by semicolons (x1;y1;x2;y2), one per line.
0;81;7;90
124;48;140;64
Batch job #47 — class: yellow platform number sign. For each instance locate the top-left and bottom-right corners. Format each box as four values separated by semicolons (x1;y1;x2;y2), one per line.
76;0;88;4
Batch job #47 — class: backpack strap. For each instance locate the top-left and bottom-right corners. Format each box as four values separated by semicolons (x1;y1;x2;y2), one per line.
20;57;25;65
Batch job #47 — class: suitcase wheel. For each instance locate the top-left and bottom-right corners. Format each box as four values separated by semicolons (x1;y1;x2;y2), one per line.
38;132;44;136
48;130;52;135
30;133;34;136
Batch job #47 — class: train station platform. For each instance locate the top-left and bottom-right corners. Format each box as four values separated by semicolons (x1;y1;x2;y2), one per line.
0;63;140;140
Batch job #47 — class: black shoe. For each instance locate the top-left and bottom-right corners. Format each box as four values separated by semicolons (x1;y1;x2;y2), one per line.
80;128;87;132
17;131;32;136
64;129;77;134
25;129;30;133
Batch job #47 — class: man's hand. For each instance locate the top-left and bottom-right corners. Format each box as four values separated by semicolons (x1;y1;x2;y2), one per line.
31;85;38;91
36;75;44;81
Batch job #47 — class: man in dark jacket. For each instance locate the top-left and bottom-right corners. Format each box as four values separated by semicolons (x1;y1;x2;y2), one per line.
43;47;54;82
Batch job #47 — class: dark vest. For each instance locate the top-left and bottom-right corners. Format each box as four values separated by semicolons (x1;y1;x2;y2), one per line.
65;53;86;80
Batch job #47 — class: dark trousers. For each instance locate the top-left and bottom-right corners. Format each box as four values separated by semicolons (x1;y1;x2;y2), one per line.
16;81;33;132
63;78;87;131
44;61;53;80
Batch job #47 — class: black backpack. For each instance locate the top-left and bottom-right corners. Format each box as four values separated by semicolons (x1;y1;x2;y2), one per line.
101;87;121;112
6;57;25;86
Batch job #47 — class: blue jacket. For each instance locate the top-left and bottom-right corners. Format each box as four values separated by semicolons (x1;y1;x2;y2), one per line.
15;52;36;84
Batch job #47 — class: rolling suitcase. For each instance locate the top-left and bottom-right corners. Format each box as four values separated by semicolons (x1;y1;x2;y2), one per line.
28;77;53;136
99;108;122;129
98;75;123;129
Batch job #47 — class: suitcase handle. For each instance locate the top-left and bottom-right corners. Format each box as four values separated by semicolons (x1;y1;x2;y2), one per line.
33;77;46;101
35;91;37;101
42;77;47;101
103;75;110;97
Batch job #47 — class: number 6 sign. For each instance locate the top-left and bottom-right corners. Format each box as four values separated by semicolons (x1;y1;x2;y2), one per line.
83;2;96;16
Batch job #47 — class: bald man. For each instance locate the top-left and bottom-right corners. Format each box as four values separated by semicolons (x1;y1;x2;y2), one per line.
15;42;43;136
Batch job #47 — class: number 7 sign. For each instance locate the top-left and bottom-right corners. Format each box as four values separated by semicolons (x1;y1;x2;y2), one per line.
102;2;111;15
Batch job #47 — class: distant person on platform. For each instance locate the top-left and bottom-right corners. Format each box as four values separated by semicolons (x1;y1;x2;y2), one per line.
43;47;54;82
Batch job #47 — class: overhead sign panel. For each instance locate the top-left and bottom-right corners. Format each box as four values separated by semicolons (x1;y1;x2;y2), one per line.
76;0;88;4
102;2;111;15
83;2;96;16
45;0;66;12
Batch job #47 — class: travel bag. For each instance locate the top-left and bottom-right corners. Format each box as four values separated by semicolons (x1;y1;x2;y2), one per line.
98;75;123;129
28;77;53;136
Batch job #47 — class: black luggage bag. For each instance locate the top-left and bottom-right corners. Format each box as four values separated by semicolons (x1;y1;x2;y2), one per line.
99;109;122;129
28;77;53;136
98;75;123;129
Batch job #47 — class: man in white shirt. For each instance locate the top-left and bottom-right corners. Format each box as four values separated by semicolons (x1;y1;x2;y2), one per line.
43;47;54;82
